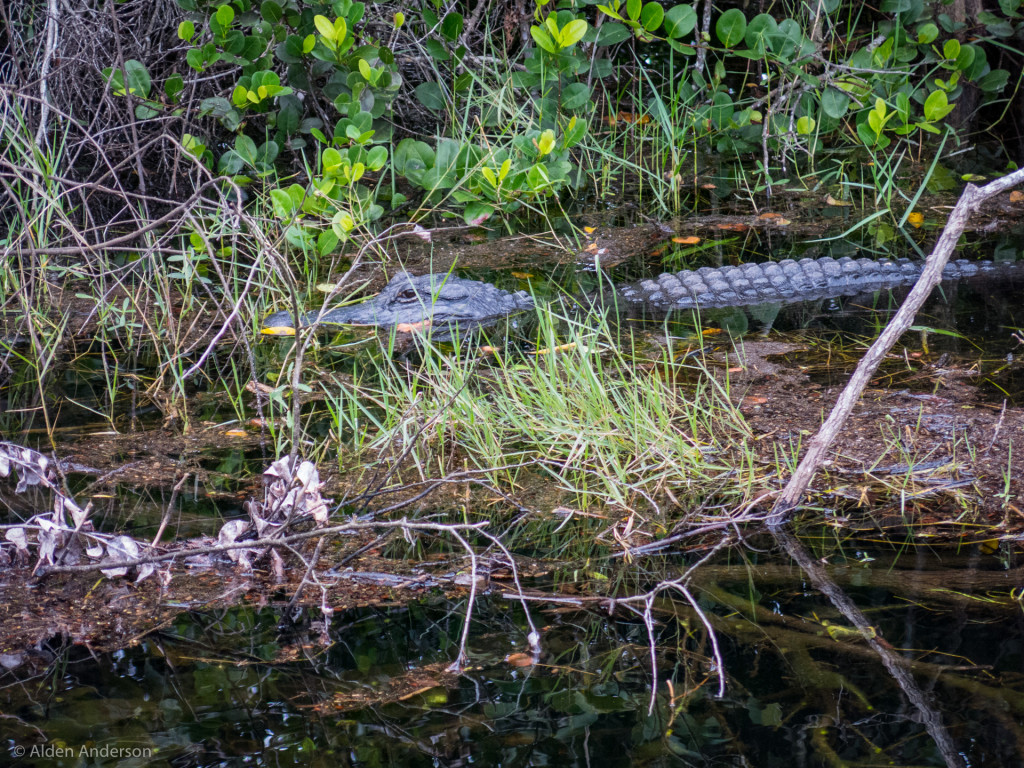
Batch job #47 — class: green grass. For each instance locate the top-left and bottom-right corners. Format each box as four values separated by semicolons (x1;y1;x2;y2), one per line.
308;302;757;545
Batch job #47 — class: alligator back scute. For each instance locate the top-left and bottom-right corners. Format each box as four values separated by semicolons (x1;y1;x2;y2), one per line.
618;255;969;311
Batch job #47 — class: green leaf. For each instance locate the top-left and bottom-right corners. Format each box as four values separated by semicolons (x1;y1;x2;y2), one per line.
257;141;280;166
976;69;1009;92
164;74;184;102
182;133;205;158
560;82;590;110
796;115;815;134
235;135;258;165
531;25;557;53
943;38;960;60
215;4;235;27
923;90;954;122
198;96;233;117
414;81;447;110
640;3;663;33
441;12;464;41
331;210;356;236
317;229;340;256
563;115;587;147
464;201;495;225
820;88;849;119
868;109;885;134
663;4;696;38
597;4;624;22
178;20;195;42
284;225;315;249
358;59;373;81
626;0;642;22
366;145;388;170
980;16;1015;36
745;14;777;53
954;45;976;72
270;188;295;218
260;1;282;22
716;8;747;47
314;15;335;41
595;22;630;45
321;147;344;174
218;150;244;175
560;19;589;47
424;38;450;61
857;120;890;148
124;60;151;97
394;11;405;28
915;22;938;43
894;91;911;122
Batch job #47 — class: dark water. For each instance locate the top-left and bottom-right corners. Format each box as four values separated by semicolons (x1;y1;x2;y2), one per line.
3;544;1024;767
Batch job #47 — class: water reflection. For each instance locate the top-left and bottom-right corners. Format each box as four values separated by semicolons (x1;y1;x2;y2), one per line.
3;540;1023;766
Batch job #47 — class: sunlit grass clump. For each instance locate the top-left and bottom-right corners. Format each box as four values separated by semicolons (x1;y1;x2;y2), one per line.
323;305;756;516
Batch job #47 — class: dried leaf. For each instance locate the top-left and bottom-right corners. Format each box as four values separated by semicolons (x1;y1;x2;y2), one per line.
5;527;28;551
272;549;286;584
101;535;141;577
505;652;536;667
408;223;432;241
136;563;156;583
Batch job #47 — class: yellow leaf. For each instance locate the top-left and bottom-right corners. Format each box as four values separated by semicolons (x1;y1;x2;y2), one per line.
672;236;701;244
825;194;852;206
907;211;924;228
531;342;578;356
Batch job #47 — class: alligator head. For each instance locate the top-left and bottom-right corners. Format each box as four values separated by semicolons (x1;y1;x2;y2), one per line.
262;271;535;338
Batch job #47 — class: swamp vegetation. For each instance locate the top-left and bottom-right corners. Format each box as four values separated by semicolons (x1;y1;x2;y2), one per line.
3;0;1024;764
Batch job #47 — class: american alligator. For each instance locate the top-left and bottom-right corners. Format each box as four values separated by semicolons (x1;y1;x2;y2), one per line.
261;256;1016;336
262;272;535;336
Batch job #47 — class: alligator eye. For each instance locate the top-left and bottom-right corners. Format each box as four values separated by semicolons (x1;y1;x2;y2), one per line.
396;289;418;302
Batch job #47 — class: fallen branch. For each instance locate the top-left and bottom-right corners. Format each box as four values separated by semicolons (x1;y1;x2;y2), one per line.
30;517;489;577
768;168;1024;527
